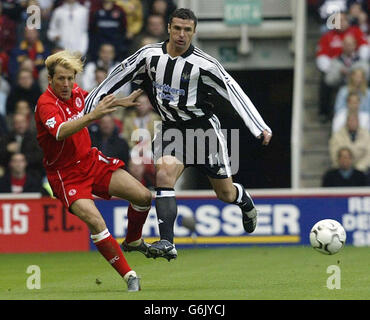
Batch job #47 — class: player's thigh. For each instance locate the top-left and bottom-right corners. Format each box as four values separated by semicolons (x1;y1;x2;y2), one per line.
208;176;237;203
155;155;185;188
70;198;107;234
108;168;152;206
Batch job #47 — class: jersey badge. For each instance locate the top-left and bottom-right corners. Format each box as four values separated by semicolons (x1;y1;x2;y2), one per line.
45;117;57;129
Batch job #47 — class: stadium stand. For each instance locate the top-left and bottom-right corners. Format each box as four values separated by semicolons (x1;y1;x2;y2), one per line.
304;0;370;187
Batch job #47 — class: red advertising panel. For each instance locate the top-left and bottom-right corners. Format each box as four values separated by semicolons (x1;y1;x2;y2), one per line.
0;198;89;253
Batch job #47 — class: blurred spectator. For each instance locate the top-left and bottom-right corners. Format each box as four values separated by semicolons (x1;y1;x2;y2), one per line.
52;0;101;11
0;0;26;22
25;0;54;44
333;67;370;121
14;99;36;132
122;93;161;149
6;68;41;115
122;94;160;188
131;13;167;52
47;0;89;56
0;112;7;134
89;114;130;165
82;43;120;92
316;12;369;121
0;113;44;179
329;112;370;173
88;0;128;61
9;27;49;82
0;62;10;116
94;67;108;87
128;158;155;188
322;147;367;186
145;14;167;40
0;1;17;53
347;1;369;33
0;50;9;77
317;0;347;21
146;0;176;25
324;35;369;88
0;152;44;193
116;0;144;40
332;92;370;132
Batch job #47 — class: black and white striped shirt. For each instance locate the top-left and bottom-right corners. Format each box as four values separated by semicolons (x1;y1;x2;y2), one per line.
84;41;272;137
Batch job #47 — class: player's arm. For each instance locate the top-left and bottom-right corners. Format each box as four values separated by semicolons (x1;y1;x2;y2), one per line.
57;90;142;141
84;47;148;115
201;63;272;144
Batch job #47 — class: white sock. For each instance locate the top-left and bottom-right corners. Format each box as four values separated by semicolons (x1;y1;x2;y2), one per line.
123;270;137;282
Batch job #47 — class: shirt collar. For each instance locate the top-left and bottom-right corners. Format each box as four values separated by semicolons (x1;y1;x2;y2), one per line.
162;39;194;58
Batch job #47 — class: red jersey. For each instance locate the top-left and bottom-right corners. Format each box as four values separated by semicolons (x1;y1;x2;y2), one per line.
35;83;91;172
316;26;368;58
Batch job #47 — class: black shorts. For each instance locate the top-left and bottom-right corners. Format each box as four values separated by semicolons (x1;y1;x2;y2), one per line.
152;114;232;179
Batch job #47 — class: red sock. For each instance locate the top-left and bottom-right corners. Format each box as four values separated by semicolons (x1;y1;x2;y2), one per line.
91;229;131;277
125;203;150;243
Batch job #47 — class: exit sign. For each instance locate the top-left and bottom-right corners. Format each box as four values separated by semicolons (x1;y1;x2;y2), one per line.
224;0;262;25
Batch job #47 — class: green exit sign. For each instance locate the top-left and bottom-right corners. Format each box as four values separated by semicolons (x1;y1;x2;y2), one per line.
224;0;262;25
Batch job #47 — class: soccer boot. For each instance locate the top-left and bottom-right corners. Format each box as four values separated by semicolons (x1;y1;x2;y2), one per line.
126;274;141;292
241;190;258;233
148;239;177;261
121;239;153;258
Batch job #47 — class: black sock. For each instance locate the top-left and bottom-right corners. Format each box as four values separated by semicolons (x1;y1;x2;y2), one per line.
155;187;177;243
232;183;254;211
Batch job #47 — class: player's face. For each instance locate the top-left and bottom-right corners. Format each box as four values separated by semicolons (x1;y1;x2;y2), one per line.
168;17;196;52
49;65;75;101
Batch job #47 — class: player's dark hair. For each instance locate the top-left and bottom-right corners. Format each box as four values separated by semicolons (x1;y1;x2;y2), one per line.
169;8;197;29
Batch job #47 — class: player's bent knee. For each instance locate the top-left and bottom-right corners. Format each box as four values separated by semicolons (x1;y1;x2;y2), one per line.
138;189;153;207
70;200;106;232
156;167;176;188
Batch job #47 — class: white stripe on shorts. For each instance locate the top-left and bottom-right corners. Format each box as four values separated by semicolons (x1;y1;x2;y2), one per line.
208;115;232;177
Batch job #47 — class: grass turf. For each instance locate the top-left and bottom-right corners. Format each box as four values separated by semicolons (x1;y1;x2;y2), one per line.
0;246;368;300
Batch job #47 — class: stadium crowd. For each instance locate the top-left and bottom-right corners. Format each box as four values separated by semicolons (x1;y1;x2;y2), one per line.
0;0;175;194
310;0;370;187
2;0;370;193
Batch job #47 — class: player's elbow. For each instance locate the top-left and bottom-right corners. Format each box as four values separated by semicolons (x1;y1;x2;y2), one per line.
56;123;67;141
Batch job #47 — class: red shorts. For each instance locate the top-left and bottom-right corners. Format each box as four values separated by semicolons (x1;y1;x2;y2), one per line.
47;148;124;210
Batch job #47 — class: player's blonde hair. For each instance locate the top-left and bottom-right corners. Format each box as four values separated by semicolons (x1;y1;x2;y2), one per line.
45;50;84;78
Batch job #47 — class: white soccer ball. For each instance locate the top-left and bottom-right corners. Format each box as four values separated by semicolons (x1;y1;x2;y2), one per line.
309;219;346;255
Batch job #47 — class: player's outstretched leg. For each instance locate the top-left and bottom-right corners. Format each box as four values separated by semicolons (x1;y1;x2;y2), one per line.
92;229;141;292
209;177;258;233
70;199;141;292
108;169;154;258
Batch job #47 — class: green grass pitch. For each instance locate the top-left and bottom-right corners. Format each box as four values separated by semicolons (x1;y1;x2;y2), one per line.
0;246;368;300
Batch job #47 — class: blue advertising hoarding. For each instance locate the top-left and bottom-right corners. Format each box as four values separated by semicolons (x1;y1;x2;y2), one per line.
92;189;370;249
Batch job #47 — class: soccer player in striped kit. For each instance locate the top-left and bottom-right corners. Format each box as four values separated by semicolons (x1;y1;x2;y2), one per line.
84;8;273;261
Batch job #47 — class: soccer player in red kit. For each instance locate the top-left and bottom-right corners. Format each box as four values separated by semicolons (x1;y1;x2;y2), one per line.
35;50;152;292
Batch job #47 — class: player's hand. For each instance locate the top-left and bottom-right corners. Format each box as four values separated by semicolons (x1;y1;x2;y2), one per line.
259;130;272;146
115;89;143;108
91;94;118;119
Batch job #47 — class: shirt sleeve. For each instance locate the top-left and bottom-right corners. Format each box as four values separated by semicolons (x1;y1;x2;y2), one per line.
37;102;66;140
201;62;272;138
83;46;148;114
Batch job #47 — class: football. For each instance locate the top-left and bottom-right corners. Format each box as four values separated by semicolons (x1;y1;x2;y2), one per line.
309;219;346;255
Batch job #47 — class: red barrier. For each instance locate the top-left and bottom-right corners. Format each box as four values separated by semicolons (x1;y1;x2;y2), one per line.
0;198;89;253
